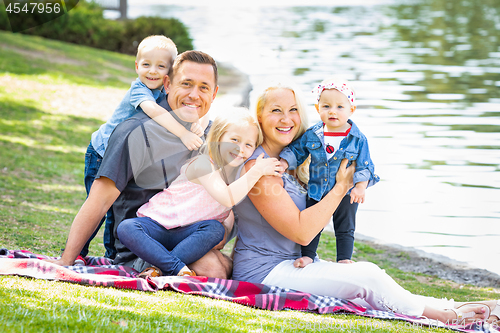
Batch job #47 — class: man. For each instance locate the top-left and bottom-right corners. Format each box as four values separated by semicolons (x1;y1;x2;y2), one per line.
47;51;231;278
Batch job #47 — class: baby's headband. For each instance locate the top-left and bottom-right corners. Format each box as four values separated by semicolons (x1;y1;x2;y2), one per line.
312;81;356;107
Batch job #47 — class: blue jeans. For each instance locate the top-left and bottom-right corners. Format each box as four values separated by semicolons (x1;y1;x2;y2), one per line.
82;142;117;259
116;216;225;275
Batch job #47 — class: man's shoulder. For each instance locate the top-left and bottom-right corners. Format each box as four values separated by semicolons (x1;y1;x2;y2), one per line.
113;111;151;135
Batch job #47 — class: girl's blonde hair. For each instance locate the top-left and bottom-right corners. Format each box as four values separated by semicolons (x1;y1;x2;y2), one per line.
203;107;263;171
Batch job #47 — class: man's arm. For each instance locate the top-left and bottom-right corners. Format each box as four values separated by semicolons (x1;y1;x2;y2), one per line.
45;177;120;266
140;101;203;151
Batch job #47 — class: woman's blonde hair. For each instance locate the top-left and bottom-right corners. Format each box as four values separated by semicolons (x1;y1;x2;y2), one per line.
252;78;310;183
203;107;263;172
253;78;309;141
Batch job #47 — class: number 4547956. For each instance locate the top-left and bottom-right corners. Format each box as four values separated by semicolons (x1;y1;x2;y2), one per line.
5;2;61;14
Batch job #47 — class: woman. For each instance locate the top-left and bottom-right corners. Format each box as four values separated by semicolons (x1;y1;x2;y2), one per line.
231;79;499;325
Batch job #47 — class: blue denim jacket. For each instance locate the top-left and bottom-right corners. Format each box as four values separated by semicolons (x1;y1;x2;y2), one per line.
281;119;379;201
91;78;166;157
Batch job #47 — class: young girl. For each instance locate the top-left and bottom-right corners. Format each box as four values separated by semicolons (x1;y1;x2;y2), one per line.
117;108;282;277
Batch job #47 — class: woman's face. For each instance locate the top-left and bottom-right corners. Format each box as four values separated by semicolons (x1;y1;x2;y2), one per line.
258;88;301;149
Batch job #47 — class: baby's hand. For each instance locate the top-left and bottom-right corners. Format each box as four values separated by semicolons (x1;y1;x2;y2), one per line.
190;122;204;137
181;131;203;151
338;259;355;264
254;153;282;177
293;256;313;268
278;159;289;176
350;185;365;204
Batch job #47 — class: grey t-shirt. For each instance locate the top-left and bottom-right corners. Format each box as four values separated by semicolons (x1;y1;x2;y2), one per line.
96;98;207;265
232;146;307;283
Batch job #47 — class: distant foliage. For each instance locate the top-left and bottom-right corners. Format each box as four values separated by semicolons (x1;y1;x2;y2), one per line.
0;1;193;55
120;16;193;55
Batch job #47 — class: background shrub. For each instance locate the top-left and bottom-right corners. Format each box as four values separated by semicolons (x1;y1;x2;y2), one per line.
0;0;193;55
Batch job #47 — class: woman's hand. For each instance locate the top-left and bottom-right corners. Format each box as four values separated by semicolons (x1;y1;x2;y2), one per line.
253;153;283;177
335;159;355;194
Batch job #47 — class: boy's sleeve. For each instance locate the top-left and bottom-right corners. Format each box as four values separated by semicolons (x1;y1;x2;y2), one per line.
279;133;309;170
353;139;380;188
129;79;159;110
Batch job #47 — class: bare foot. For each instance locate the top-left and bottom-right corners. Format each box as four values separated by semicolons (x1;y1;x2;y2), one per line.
454;300;499;324
293;256;313;268
338;259;355;264
445;304;489;325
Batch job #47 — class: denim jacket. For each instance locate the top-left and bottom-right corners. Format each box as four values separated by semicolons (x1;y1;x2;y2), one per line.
280;119;379;201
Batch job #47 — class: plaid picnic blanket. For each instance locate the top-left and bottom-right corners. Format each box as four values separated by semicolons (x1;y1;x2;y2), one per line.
0;249;492;332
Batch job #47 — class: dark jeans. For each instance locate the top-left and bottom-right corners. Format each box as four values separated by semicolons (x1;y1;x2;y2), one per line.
302;194;358;261
82;142;116;259
116;216;225;275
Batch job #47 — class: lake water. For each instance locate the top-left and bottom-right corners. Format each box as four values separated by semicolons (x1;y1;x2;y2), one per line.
122;0;500;276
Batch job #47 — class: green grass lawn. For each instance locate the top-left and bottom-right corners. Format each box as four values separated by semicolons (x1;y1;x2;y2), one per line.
0;31;498;332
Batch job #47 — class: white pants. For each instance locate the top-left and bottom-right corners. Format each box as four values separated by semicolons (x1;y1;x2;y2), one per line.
262;259;454;317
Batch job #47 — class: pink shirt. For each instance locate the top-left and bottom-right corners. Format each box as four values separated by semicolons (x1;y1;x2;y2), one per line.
137;159;231;229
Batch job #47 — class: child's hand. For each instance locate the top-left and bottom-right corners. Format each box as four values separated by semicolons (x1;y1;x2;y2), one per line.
293;256;313;268
350;184;366;204
278;159;289;176
181;131;203;151
190;122;204;137
254;153;283;177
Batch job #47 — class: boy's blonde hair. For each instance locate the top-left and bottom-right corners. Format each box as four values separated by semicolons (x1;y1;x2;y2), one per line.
136;35;178;66
204;107;263;171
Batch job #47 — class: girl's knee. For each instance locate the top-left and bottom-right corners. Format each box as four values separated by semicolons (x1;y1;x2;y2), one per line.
201;220;225;235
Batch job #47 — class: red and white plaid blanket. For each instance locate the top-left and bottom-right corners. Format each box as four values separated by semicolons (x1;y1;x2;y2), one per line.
0;249;489;332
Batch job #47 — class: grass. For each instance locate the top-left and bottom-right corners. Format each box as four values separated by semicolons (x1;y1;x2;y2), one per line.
0;31;499;332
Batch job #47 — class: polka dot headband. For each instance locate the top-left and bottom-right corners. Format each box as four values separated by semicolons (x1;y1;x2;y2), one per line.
313;81;356;107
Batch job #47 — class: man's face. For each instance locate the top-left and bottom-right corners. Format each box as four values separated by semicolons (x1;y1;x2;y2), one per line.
166;61;218;123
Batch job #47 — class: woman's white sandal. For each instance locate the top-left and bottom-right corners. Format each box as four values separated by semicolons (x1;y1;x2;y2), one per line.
447;303;491;325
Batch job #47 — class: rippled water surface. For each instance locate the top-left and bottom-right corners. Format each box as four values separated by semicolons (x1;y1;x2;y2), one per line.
127;0;500;275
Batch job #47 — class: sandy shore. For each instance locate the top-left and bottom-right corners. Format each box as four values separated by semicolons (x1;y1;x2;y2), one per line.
353;233;500;288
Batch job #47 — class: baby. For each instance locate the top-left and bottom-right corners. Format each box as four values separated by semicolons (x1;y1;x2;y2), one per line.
282;77;379;267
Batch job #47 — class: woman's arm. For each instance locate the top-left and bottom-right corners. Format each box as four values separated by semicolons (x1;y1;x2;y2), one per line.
186;154;281;208
245;158;355;246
